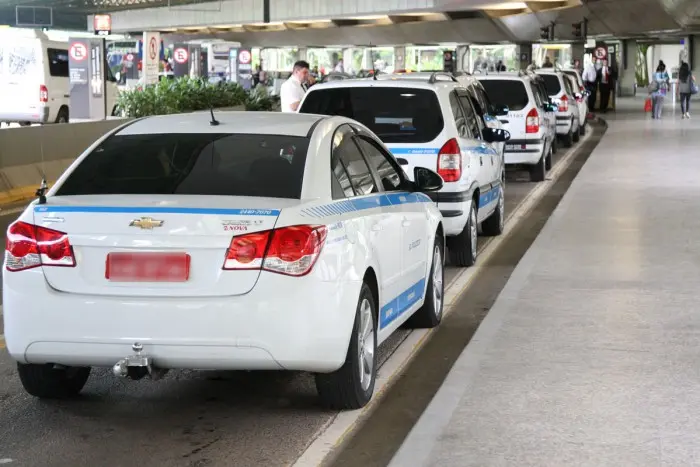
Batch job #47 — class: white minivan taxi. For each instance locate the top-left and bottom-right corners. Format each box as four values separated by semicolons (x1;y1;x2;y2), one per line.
0;28;120;125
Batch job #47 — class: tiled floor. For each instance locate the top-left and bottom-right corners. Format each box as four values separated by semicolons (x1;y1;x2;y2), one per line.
388;97;700;467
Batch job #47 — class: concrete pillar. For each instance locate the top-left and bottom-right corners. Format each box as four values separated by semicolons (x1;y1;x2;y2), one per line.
394;46;406;71
516;43;533;70
618;39;637;97
571;42;585;68
689;35;700;76
456;45;468;73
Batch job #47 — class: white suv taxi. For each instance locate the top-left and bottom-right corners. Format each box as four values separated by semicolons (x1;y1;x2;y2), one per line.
537;69;581;147
477;72;558;182
299;72;511;267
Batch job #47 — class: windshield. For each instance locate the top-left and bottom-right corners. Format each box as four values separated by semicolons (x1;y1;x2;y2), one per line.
478;80;528;111
300;87;443;144
56;133;310;199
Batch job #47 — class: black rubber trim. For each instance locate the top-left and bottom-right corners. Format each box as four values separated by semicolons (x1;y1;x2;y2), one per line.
555;115;570;121
507;138;543;145
506;148;541;153
425;190;470;203
306;116;327;137
440;210;463;218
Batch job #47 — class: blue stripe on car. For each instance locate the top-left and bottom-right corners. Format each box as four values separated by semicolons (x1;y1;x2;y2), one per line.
387;148;440;155
380;278;426;329
34;206;281;216
300;192;431;218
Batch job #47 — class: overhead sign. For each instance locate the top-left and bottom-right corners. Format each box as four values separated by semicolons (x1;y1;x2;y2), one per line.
236;48;253;90
174;47;189;64
143;32;160;86
69;43;87;61
93;14;111;36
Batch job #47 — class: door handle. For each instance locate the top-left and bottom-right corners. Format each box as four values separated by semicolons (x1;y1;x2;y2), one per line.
371;224;382;232
402;219;411;227
480;157;483;166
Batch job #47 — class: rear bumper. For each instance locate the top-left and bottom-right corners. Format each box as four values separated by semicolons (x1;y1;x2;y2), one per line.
3;269;360;373
504;138;545;165
555;115;573;134
425;190;472;236
0;107;50;124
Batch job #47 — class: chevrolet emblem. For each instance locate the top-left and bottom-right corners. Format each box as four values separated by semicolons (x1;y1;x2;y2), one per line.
129;217;164;230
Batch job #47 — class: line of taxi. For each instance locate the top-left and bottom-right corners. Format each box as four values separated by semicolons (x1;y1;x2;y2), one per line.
2;68;589;410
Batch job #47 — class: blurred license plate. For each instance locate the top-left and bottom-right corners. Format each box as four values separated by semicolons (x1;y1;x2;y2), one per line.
106;253;191;282
506;144;518;150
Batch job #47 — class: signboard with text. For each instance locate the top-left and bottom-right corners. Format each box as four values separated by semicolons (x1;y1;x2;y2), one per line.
69;37;106;120
93;14;111;36
142;32;160;85
237;48;253;90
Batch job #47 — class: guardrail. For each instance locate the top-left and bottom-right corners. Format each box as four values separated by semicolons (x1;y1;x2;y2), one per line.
0;105;250;206
0;119;133;205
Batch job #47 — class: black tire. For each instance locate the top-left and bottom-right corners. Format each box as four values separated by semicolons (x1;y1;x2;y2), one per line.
405;234;444;328
561;126;574;148
447;201;478;267
481;181;504;236
55;107;69;124
17;363;90;399
18;122;31;127
550;137;558;154
529;151;547;182
572;125;580;142
315;283;377;410
579;121;587;136
545;147;553;170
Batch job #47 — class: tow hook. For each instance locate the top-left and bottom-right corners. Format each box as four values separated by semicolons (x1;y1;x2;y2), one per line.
112;342;168;381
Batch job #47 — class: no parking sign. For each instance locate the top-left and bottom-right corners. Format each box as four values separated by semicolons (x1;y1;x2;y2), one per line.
174;47;189;64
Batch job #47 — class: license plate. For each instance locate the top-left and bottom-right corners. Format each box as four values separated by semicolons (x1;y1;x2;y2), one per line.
106;253;191;282
506;144;517;150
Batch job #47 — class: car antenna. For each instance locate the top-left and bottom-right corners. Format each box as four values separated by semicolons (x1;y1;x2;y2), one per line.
36;127;48;204
209;106;220;126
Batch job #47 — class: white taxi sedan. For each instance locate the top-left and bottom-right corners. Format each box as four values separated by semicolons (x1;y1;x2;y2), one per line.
3;111;445;410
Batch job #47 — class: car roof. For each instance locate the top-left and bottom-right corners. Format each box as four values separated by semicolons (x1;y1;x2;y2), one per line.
308;74;457;92
117;111;326;136
475;73;532;81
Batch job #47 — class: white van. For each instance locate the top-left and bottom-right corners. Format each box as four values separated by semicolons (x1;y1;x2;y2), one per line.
0;28;120;125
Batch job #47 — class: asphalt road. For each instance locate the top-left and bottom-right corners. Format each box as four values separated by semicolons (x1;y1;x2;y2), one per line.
0;139;583;467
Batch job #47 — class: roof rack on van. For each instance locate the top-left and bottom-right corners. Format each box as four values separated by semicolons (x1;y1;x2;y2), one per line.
320;72;353;83
428;71;458;83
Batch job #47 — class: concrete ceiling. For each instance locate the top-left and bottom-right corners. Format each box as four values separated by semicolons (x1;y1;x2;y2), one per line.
168;0;693;46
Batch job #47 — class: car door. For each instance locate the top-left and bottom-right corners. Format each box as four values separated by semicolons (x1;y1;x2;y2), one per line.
529;81;552;153
355;134;429;300
455;91;498;220
331;124;404;331
472;84;505;179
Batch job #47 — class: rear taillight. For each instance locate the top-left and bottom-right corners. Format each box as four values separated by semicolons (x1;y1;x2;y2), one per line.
39;85;48;103
558;94;569;112
5;221;76;272
437;138;461;182
223;225;327;277
526;107;539;134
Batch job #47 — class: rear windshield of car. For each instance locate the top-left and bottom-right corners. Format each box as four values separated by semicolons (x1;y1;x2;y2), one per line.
299;87;443;144
540;74;562;95
563;71;581;87
55;133;310;199
478;80;529;111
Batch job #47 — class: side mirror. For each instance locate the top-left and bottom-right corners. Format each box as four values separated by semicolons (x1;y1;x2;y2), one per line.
397;158;409;166
413;167;443;192
545;103;558;112
493;104;509;116
482;127;511;143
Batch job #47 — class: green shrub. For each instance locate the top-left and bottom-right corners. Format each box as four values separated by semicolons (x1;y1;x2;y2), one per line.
117;77;252;118
244;85;280;111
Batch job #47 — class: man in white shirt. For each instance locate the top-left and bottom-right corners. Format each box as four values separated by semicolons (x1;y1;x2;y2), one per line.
582;62;598;112
280;60;310;113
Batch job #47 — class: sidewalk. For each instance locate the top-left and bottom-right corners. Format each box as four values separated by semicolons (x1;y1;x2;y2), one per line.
389;97;700;466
